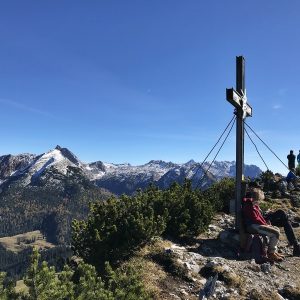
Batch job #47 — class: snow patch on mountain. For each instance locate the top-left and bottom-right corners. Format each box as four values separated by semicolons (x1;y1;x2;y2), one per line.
0;153;36;179
0;147;85;188
30;149;74;181
0;146;263;195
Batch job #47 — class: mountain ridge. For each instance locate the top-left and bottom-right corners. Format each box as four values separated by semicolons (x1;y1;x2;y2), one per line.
0;146;262;195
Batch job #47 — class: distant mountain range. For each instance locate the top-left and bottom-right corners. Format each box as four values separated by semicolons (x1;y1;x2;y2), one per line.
0;145;262;196
0;145;262;275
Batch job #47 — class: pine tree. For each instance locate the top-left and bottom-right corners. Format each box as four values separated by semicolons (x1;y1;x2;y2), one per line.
24;248;73;299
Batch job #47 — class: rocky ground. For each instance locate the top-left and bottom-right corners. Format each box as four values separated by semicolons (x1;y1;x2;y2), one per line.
137;196;300;300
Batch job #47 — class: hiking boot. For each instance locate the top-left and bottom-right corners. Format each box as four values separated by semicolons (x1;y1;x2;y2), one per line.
267;252;283;262
293;244;300;256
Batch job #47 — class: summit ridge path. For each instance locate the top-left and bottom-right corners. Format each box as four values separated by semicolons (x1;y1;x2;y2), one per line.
145;196;300;300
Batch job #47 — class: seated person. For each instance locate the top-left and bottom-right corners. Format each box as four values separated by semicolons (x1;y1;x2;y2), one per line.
286;169;298;184
242;192;283;262
264;209;300;256
246;187;300;257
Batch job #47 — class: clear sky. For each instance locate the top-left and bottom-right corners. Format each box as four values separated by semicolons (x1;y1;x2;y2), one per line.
0;1;299;175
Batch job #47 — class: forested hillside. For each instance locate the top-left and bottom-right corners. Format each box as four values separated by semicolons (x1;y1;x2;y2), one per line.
0;179;231;299
0;165;112;278
0;166;111;243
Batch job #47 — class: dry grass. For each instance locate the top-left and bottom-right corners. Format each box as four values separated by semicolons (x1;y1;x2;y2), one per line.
129;238;197;298
0;230;54;253
141;238;192;281
214;266;241;288
124;256;167;298
122;238;171;298
248;289;284;300
200;264;241;288
137;237;172;257
15;280;28;294
260;197;300;217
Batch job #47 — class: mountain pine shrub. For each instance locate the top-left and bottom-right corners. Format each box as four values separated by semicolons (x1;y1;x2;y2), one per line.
156;180;214;238
4;247;150;299
203;177;235;213
259;170;278;191
72;192;167;269
72;180;214;269
0;272;18;300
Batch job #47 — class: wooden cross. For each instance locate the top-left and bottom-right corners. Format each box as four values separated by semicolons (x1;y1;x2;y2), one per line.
226;56;252;231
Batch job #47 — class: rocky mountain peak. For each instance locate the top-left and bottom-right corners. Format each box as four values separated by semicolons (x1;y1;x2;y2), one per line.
89;161;106;171
0;153;36;179
54;146;81;166
146;160;177;168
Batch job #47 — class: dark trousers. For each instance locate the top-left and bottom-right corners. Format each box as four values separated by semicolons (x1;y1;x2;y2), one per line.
289;164;295;170
265;209;297;245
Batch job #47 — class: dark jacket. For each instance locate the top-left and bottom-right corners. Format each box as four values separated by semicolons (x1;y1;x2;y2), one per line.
287;153;296;168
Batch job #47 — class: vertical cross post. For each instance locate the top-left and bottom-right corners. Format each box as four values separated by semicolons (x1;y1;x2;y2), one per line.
226;56;252;231
235;56;245;230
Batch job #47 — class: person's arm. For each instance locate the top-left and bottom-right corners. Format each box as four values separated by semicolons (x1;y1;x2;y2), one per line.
243;204;267;225
242;204;256;221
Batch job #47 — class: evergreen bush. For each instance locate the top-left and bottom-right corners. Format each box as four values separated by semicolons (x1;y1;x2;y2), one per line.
156;181;214;238
2;248;150;299
259;170;277;191
72;180;214;269
203;178;235;213
72;192;167;269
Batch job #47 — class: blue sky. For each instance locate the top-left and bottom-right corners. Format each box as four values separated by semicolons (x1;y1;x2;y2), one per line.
0;1;299;175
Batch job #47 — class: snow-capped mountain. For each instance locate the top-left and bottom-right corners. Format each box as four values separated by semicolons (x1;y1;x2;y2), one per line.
88;159;209;195
0;146;84;190
86;159;261;195
200;161;261;180
0;146;112;245
0;146;262;195
0;153;36;181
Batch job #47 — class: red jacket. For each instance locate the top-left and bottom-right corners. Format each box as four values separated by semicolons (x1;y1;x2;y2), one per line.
242;202;267;226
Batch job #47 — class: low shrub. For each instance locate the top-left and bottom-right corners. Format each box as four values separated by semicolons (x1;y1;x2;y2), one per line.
3;248;151;300
72;180;214;270
203;178;235;213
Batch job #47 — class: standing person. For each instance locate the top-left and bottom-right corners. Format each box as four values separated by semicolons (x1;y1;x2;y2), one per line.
287;150;296;170
297;150;300;166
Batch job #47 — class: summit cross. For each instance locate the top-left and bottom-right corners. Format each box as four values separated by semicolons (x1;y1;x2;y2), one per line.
226;56;252;230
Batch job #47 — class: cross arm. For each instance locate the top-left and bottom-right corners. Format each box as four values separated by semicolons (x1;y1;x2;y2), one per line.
226;88;252;117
